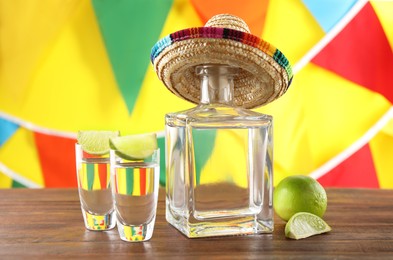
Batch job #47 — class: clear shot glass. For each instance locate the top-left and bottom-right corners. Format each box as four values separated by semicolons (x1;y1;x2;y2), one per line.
75;144;116;231
110;148;160;242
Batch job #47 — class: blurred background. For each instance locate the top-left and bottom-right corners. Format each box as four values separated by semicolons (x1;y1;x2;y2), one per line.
0;0;392;189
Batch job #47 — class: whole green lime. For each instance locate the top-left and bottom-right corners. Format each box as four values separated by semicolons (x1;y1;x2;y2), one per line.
273;175;327;221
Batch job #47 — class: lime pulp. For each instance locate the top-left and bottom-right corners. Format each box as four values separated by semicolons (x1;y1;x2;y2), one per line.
285;212;332;240
109;133;158;160
77;130;120;155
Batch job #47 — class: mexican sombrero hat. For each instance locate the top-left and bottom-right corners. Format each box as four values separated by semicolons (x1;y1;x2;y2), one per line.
151;14;293;109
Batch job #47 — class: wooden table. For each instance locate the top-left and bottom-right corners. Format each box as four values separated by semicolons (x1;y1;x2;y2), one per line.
1;188;393;259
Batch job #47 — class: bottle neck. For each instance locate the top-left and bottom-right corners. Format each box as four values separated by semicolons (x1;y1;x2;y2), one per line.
196;65;238;106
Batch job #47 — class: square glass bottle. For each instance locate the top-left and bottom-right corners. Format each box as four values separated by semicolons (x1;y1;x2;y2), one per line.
150;14;293;238
165;65;273;238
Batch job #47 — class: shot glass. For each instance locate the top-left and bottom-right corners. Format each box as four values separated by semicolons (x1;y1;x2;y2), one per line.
110;148;160;242
75;144;116;231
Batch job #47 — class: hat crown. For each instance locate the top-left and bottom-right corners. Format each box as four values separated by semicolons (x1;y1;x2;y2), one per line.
205;14;250;33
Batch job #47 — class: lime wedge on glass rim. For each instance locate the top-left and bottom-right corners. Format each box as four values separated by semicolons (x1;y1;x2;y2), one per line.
77;130;120;155
285;212;332;240
109;133;158;160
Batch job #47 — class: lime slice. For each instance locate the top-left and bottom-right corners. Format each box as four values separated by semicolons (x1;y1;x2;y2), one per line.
109;133;158;160
285;212;331;240
77;130;120;155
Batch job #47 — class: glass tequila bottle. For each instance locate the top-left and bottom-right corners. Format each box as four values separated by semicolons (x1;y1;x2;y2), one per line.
165;64;273;238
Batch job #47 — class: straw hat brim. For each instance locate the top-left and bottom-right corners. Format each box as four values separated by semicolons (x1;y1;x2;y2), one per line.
151;27;293;109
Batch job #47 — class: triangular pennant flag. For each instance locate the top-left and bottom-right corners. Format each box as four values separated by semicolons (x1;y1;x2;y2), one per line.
302;0;357;32
190;0;269;36
0;117;19;146
92;0;174;113
34;132;77;187
312;3;393;103
0;0;79;109
369;124;393;189
0;128;44;187
371;1;393;48
317;144;379;188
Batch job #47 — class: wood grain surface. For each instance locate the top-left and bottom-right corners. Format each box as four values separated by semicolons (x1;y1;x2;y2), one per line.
0;188;393;259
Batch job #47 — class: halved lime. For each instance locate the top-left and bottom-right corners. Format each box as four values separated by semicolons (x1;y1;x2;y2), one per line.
77;130;120;155
109;133;158;160
285;212;331;240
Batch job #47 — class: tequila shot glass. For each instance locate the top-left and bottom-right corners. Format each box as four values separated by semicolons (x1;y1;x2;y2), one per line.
75;144;116;231
110;148;160;242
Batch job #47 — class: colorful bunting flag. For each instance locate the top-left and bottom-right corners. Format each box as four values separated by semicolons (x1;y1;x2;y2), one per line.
0;0;392;189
